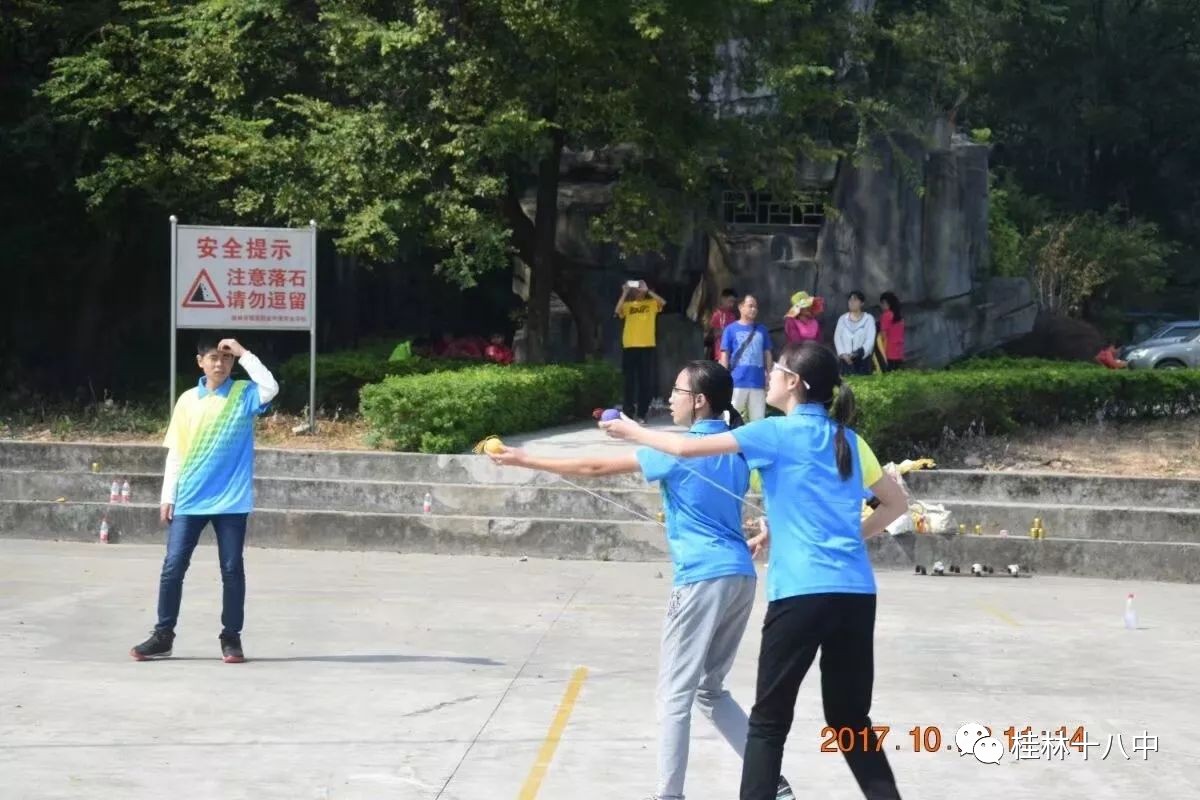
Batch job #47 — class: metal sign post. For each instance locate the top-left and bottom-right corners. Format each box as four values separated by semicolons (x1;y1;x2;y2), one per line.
170;218;318;431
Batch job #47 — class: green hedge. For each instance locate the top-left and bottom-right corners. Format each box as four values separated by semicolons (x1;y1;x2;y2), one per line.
946;355;1090;371
852;364;1200;459
276;350;473;412
360;360;621;453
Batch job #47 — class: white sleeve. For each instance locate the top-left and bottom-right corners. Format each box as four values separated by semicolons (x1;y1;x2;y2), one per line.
238;351;279;405
865;315;877;350
161;448;181;505
834;315;850;356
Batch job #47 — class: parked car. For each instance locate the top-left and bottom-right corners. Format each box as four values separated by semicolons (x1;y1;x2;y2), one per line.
1124;322;1200;369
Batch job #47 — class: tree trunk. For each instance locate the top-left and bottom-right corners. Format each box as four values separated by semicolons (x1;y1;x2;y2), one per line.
523;129;566;363
553;266;599;358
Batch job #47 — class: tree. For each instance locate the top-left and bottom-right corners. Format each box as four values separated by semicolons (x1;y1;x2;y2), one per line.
44;0;891;362
974;0;1200;309
1027;209;1173;316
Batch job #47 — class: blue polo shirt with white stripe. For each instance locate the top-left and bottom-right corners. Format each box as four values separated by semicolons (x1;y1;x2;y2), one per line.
731;404;884;601
636;419;756;587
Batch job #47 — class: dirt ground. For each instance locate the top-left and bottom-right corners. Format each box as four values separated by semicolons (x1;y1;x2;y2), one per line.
933;415;1200;478
5;412;1200;478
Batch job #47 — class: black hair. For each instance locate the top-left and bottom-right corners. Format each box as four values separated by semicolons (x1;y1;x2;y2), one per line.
847;290;866;304
777;341;857;479
720;288;738;299
196;341;220;356
880;291;903;321
680;359;745;429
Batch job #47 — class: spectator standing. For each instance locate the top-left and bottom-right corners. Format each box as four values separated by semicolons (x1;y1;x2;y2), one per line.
616;279;667;422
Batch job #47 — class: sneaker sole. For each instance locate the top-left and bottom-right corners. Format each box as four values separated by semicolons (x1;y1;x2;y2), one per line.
222;653;245;664
130;649;172;661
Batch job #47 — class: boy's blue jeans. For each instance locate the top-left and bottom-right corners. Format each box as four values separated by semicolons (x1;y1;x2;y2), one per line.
155;513;247;635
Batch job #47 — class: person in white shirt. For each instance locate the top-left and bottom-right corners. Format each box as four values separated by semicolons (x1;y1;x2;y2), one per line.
833;291;876;376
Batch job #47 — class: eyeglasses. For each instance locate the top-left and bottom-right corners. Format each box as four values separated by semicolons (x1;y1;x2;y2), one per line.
771;362;811;390
670;385;697;396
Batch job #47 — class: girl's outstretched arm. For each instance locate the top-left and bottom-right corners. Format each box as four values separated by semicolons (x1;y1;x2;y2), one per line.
490;446;641;477
602;419;740;458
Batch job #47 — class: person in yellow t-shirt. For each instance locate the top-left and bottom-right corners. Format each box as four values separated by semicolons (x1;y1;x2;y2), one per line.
615;279;666;422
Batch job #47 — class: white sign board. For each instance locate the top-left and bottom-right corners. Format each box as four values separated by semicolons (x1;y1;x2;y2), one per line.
175;224;315;330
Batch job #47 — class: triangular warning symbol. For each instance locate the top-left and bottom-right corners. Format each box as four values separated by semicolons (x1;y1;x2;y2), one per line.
182;269;225;309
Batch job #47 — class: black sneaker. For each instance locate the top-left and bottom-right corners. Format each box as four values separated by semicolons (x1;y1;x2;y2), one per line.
219;632;245;663
777;776;796;800
130;630;174;661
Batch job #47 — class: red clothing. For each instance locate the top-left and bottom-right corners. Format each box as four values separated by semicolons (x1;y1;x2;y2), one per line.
880;310;905;361
708;309;737;360
484;343;514;365
1095;346;1125;370
784;316;820;345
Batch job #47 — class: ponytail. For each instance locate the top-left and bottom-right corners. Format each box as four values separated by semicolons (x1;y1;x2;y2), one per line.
829;381;856;480
724;404;745;430
777;341;857;481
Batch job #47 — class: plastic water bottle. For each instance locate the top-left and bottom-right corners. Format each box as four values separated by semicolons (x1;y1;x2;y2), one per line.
120;479;131;504
1124;593;1138;630
109;480;121;503
423;492;433;514
99;517;110;544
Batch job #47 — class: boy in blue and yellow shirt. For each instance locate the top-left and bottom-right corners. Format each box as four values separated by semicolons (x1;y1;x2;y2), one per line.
130;338;278;663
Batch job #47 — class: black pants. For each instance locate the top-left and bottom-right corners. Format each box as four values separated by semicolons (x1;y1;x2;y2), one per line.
741;593;901;800
622;346;655;419
840;353;872;376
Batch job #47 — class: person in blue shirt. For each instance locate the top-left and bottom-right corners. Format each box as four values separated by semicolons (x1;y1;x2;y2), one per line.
720;293;774;422
604;341;909;800
491;360;795;800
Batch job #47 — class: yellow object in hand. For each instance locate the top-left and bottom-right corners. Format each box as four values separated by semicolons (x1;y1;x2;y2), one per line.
473;436;505;455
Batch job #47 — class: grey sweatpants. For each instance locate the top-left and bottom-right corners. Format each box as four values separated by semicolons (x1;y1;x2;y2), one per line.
657;574;757;800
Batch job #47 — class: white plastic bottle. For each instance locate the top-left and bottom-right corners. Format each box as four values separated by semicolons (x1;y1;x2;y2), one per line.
423;492;433;514
99;517;110;544
109;480;121;503
1124;593;1138;630
120;479;131;504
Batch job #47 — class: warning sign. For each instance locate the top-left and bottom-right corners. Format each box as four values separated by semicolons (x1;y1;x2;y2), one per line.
174;224;314;330
182;269;224;308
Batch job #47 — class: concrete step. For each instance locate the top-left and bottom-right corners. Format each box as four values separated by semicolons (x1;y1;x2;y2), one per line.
905;469;1200;509
0;441;647;488
5;498;1197;582
0;500;667;562
0;469;666;521
10;469;1200;544
868;532;1200;583
920;498;1200;545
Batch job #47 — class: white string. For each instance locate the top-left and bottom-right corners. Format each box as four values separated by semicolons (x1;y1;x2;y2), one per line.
549;472;665;527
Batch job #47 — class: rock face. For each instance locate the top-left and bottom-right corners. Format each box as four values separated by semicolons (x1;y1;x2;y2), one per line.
712;137;1036;367
525;136;1037;391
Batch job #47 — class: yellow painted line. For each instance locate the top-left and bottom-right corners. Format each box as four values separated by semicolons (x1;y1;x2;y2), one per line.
517;667;589;800
977;603;1020;627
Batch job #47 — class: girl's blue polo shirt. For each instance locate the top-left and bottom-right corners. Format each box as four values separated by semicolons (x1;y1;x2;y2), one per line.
731;404;884;601
636;419;756;587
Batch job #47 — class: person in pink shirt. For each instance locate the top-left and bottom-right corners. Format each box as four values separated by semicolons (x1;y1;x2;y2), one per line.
783;291;821;345
879;291;905;371
706;288;739;361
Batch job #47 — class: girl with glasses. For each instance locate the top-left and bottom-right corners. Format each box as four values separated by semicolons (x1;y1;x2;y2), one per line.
490;360;795;800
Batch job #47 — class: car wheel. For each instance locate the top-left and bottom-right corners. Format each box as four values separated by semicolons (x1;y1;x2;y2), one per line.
1154;359;1187;369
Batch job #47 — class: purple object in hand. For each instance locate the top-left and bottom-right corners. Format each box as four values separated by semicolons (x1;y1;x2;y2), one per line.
600;408;622;422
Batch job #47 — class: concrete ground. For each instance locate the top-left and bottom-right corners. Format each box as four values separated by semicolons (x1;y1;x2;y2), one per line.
2;540;1198;800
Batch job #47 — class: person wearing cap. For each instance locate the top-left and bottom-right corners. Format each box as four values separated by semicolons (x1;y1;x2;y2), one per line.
783;292;821;346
